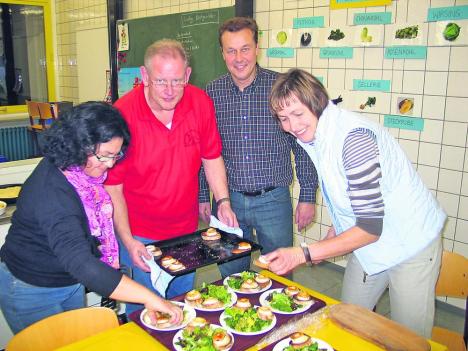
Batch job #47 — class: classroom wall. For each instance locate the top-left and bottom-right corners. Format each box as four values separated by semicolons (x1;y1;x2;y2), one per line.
54;0;468;309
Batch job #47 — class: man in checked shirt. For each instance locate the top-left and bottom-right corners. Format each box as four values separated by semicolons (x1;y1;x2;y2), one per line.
199;17;319;278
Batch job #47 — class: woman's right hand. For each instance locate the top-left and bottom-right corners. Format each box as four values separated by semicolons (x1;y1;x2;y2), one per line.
145;298;184;325
126;238;151;272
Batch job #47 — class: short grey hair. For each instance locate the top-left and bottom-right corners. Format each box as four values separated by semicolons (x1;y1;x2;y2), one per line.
144;39;189;72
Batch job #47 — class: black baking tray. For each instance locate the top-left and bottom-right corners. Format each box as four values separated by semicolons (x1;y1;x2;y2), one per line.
0;183;22;204
147;228;262;276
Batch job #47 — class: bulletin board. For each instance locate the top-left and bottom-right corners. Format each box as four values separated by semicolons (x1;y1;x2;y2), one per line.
116;6;235;95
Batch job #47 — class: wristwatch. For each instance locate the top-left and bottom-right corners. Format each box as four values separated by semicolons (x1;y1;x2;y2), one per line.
300;242;313;266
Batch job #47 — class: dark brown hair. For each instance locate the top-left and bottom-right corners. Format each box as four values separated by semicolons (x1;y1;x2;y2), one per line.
218;17;258;47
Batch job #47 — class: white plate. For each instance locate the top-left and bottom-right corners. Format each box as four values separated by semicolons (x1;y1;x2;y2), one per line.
140;301;196;331
223;272;272;294
259;288;313;315
172;324;235;351
219;306;276;336
186;290;237;312
272;336;334;351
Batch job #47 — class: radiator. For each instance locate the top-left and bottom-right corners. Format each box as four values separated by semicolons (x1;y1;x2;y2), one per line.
0;126;36;162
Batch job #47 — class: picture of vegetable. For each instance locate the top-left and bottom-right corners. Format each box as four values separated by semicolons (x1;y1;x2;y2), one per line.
360;27;373;43
398;98;414;115
443;23;460;41
300;32;312;47
395;25;418;39
276;31;288;45
328;29;345;41
359;97;376;110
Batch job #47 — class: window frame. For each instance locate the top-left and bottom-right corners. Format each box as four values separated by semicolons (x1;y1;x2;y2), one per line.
0;0;56;115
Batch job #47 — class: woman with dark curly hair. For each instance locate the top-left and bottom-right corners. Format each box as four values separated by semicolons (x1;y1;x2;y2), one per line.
0;102;182;334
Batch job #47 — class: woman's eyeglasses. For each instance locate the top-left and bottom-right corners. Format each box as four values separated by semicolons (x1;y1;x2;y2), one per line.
93;150;124;163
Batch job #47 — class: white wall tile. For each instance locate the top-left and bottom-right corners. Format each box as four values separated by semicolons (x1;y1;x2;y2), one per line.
437;191;459;217
455;218;468;243
402;71;424;94
296;49;312;67
417;164;439;190
461;173;468;196
327;69;346;90
438;169;462;194
363;48;384;70
422;95;445;120
458;195;468;220
426;46;450;71
440;145;465;171
424;71;448;96
418;142;441;166
399;139;419;162
447;72;468;98
420;119;443;143
450;46;468;72
445;97;468;123
347;47;364;69
270;0;283;11
443;121;467;147
269;10;284;29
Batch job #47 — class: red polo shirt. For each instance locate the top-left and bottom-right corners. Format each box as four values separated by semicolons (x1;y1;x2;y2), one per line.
106;84;221;240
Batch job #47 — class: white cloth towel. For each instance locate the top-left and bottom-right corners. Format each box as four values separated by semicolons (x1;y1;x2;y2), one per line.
141;252;175;298
209;215;243;237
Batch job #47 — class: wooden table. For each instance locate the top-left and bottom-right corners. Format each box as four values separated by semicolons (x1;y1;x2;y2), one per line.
57;271;448;351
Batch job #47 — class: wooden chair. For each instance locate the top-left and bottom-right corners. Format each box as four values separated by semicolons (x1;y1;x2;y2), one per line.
26;100;56;131
26;100;57;155
431;251;468;351
6;307;119;351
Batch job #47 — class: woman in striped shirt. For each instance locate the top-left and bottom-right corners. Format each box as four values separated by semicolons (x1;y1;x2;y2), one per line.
265;69;444;338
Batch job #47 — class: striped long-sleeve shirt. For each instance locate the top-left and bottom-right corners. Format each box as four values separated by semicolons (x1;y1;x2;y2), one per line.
342;128;384;236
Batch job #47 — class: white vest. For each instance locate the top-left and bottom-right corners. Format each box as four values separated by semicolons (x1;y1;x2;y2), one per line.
299;102;445;275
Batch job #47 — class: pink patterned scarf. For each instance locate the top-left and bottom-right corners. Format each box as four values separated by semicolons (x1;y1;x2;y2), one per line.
64;166;119;269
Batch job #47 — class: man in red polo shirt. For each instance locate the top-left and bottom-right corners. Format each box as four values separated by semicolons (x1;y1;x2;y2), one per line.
105;39;237;315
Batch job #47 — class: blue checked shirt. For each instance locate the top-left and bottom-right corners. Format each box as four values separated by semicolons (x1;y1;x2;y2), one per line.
199;66;318;203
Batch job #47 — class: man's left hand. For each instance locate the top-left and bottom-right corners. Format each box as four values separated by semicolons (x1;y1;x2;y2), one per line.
295;202;315;231
217;201;239;228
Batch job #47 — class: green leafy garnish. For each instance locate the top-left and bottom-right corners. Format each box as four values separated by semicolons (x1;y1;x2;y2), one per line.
267;292;302;312
200;283;231;304
283;341;319;351
175;325;222;351
226;271;256;290
224;306;272;332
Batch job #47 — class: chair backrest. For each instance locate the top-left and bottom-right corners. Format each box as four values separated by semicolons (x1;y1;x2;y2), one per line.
435;250;468;298
26;100;56;129
6;307;119;351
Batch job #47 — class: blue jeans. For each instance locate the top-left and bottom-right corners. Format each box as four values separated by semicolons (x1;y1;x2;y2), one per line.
217;187;293;278
119;235;195;316
0;260;84;334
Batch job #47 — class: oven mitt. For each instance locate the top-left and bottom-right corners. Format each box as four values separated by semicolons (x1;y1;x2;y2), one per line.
141;252;175;298
209;215;243;238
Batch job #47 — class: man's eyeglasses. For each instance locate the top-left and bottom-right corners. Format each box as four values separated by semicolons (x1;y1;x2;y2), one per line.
150;78;186;89
93;150;124;163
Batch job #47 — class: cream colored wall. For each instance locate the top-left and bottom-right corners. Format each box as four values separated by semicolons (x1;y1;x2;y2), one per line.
53;0;468;309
